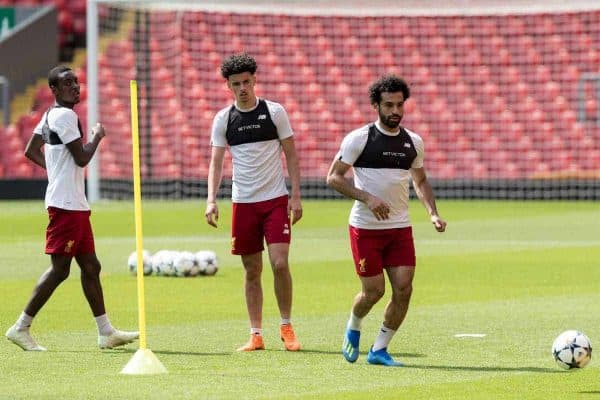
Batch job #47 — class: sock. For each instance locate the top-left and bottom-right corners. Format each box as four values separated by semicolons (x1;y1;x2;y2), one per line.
95;314;115;336
15;312;33;331
347;311;363;331
372;325;396;351
250;328;262;336
280;318;291;326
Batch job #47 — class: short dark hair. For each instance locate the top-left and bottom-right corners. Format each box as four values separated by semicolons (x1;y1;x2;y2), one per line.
48;65;72;88
368;75;411;105
220;53;257;79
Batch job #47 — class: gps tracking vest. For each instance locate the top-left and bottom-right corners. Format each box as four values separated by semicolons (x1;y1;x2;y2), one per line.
41;106;83;145
225;99;278;146
353;124;417;169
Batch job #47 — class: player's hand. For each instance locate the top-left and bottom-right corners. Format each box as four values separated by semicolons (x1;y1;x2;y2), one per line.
289;197;303;225
431;215;447;232
92;123;106;139
205;201;219;228
366;195;390;221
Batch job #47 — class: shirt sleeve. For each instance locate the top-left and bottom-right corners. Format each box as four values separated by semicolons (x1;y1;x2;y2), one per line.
210;108;229;147
337;128;369;166
32;112;46;135
49;108;81;144
410;133;424;169
267;101;294;140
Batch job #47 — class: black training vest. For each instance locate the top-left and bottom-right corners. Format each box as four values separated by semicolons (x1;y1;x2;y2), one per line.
225;99;278;146
41;105;83;145
353;124;417;169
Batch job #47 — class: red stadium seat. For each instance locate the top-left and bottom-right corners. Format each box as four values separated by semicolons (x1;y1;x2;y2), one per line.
72;9;600;182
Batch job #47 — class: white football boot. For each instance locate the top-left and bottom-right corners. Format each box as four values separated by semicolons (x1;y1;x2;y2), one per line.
5;325;47;351
98;329;139;349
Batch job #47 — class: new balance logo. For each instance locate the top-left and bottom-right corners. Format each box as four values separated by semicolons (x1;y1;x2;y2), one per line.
257;114;267;120
404;142;411;148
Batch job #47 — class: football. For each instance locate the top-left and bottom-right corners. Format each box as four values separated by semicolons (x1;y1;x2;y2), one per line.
127;249;153;276
552;330;592;370
151;250;176;276
172;251;196;277
195;250;219;276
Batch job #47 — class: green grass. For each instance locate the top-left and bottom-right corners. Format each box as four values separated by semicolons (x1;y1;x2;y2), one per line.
1;199;599;399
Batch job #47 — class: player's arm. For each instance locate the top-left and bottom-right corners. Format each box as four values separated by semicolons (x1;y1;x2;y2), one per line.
281;137;302;225
24;134;46;169
410;167;446;232
326;158;390;221
65;123;106;167
205;145;225;228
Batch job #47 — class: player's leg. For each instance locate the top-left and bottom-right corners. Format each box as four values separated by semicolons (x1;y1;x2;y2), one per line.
343;226;386;362
382;266;414;332
76;211;139;349
267;243;292;320
366;266;413;367
264;196;299;351
76;252;105;316
267;243;300;351
367;228;415;367
232;200;266;351
75;252;139;349
5;254;72;351
237;252;266;351
343;273;386;362
25;254;72;317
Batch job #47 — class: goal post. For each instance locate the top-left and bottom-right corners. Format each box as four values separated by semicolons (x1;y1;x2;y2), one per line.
86;0;600;201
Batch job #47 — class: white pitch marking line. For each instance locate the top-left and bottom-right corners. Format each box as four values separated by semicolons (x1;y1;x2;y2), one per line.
454;333;487;338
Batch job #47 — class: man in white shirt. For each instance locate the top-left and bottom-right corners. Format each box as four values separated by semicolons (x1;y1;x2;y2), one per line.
327;75;447;366
205;53;303;352
5;66;138;351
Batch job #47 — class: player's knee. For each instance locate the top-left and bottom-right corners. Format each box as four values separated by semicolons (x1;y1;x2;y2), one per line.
392;283;413;300
271;258;289;274
82;260;102;277
51;266;70;282
244;265;262;282
364;286;385;303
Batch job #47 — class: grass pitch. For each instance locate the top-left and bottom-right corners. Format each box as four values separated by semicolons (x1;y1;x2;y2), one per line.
1;199;599;399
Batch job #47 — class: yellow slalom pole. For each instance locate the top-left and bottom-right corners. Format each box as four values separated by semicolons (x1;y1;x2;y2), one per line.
121;80;167;375
130;80;147;350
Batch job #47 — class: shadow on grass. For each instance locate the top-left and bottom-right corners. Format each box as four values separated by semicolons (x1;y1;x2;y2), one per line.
579;391;600;395
142;349;231;357
298;348;426;358
403;363;559;373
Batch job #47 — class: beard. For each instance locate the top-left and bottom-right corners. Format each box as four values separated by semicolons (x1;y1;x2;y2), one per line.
380;114;401;129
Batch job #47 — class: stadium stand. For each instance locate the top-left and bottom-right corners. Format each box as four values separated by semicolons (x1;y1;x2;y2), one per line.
1;1;599;198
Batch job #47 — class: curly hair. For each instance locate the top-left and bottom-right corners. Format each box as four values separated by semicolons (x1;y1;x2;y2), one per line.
220;53;258;79
368;75;410;105
48;65;72;88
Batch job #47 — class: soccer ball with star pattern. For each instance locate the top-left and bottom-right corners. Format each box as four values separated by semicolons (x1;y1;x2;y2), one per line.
552;330;592;370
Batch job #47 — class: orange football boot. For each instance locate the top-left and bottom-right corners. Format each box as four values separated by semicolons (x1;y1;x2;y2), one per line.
280;323;301;351
236;334;265;352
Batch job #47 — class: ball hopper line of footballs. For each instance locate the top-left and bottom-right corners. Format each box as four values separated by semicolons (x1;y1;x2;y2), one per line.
127;250;218;277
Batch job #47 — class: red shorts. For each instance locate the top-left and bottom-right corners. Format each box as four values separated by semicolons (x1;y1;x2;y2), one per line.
45;207;95;255
231;195;290;255
349;225;415;277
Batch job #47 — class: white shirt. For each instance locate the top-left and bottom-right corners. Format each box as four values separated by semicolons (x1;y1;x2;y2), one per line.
33;107;89;211
211;99;294;203
337;122;424;229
